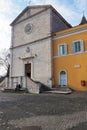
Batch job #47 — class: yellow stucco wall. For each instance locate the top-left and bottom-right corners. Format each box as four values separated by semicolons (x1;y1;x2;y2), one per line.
53;24;87;91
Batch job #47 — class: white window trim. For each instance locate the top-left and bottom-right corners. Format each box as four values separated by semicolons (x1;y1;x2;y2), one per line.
72;39;84;54
58;43;67;57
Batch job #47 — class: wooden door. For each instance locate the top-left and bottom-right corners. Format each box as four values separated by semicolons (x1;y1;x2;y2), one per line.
25;63;31;78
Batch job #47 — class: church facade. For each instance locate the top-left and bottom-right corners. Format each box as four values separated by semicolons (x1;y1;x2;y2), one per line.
9;5;71;90
7;5;87;91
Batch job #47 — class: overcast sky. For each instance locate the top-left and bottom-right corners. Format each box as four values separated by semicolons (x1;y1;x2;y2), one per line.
0;0;87;51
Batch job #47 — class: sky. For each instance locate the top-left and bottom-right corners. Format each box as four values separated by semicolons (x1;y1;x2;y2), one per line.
0;0;87;51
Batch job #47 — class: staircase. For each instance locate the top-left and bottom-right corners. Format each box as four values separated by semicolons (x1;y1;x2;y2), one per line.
26;78;51;94
26;78;41;94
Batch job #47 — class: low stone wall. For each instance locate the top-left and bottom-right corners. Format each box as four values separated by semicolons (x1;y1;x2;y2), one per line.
0;79;6;90
27;78;41;94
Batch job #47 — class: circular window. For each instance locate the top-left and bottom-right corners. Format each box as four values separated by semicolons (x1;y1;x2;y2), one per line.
24;24;32;34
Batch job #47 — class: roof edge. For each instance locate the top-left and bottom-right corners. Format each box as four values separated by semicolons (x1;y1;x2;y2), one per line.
54;22;87;36
50;6;72;28
10;5;72;27
10;5;52;26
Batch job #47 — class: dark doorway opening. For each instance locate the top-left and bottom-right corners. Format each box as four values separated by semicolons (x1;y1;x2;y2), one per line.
25;63;31;78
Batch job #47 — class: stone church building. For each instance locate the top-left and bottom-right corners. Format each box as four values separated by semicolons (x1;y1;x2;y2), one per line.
7;5;72;92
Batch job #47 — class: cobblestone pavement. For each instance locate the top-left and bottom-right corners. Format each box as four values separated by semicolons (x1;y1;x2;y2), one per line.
0;91;87;130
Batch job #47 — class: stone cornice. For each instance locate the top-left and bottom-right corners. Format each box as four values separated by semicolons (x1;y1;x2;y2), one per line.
53;26;87;40
10;35;52;49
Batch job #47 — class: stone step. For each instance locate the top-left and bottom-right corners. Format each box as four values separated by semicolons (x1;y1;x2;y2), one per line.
3;88;26;93
46;90;72;94
51;86;72;91
45;86;73;94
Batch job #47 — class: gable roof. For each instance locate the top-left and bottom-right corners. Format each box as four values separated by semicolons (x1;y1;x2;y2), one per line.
51;6;72;28
10;5;51;26
54;22;87;39
10;5;72;28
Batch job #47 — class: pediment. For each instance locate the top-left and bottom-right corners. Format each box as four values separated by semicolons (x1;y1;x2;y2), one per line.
10;5;51;26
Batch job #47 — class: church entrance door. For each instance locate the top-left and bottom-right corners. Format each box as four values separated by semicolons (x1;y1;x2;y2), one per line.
25;63;31;78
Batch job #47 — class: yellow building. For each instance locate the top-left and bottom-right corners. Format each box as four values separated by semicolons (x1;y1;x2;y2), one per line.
53;16;87;91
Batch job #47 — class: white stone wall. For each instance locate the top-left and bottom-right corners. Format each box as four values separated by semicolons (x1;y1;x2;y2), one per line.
26;78;41;94
17;7;46;23
10;37;52;87
12;9;51;47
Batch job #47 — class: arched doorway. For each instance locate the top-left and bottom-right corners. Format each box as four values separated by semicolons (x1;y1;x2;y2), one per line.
59;70;67;87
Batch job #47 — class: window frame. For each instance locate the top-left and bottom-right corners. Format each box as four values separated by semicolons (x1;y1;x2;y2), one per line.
58;43;67;57
72;40;84;54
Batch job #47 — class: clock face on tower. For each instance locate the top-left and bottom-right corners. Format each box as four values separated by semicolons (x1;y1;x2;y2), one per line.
24;24;32;34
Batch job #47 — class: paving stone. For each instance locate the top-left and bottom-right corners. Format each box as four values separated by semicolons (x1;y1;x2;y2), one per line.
0;92;87;130
21;126;42;130
0;111;3;114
